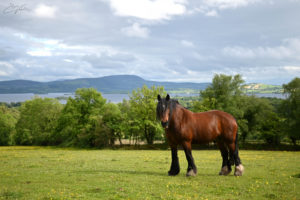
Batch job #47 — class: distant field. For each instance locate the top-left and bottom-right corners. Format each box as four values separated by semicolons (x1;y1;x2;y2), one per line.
242;83;283;94
0;147;299;200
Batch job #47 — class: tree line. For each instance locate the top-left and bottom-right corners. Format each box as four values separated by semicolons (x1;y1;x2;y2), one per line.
0;74;299;147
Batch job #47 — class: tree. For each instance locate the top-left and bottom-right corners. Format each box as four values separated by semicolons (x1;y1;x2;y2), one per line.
102;103;123;145
281;77;300;144
259;112;283;145
129;85;166;144
118;99;141;144
200;74;244;111
243;96;283;144
55;88;107;147
15;97;62;145
0;105;19;145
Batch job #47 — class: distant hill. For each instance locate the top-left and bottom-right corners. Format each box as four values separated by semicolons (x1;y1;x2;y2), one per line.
242;83;283;94
0;75;210;94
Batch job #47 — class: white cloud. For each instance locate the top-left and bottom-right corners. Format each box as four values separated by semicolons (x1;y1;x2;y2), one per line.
121;23;149;38
204;0;261;10
34;4;57;18
192;52;206;61
181;40;194;47
108;0;187;20
63;59;74;63
222;38;300;60
222;46;255;58
192;0;265;17
283;66;300;73
205;9;218;17
0;62;15;76
41;39;60;45
27;49;53;57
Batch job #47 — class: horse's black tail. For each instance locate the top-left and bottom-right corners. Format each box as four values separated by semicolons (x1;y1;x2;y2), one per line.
234;131;241;165
235;130;239;154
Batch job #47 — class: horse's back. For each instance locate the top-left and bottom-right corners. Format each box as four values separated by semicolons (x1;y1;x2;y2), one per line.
191;110;237;143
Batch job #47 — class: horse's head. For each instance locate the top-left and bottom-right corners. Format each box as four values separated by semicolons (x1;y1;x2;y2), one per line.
156;94;171;128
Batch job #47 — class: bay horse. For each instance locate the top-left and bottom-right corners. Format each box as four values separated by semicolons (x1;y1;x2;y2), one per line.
157;94;244;176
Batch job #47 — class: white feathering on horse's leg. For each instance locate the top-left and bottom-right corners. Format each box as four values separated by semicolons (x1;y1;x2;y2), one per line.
234;164;244;176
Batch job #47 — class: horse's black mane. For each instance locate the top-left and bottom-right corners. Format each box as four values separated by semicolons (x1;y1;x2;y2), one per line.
169;99;179;115
156;98;179;119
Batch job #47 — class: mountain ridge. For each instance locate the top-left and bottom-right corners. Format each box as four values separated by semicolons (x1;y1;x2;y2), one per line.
0;75;209;94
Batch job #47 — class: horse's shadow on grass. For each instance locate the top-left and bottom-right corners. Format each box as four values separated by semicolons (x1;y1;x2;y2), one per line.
74;169;166;177
74;169;221;177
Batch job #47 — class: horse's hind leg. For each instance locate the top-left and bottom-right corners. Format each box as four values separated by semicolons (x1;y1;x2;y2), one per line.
168;146;180;176
228;142;244;176
217;142;232;175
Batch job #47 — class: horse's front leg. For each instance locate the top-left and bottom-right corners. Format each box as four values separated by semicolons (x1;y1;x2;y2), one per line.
168;146;180;176
183;141;197;176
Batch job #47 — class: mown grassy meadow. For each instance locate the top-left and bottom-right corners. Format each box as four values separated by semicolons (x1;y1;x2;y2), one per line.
0;147;299;200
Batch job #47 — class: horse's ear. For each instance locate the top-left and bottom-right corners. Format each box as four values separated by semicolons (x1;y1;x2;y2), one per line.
166;94;170;101
157;94;161;101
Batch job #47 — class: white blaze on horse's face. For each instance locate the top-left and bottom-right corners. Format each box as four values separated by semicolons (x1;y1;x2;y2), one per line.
157;94;170;128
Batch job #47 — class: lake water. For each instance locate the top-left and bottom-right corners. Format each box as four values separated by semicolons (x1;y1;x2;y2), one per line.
0;92;286;104
0;93;130;104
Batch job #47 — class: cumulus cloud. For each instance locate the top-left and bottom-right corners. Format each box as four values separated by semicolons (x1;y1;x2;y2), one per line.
204;0;262;10
0;0;299;84
27;50;52;57
283;66;300;73
205;9;218;17
108;0;187;20
222;38;300;60
191;0;265;17
0;62;15;77
121;23;150;38
34;4;57;18
181;40;194;47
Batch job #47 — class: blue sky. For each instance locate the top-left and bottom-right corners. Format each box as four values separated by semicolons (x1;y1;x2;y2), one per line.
0;0;300;84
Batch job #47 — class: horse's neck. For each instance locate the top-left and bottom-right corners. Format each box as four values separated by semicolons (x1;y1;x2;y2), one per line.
171;104;188;122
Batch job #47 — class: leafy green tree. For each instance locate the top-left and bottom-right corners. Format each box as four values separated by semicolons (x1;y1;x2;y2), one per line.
102;103;123;145
0;105;19;145
281;77;300;144
129;85;166;144
118;99;141;144
15;97;62;145
193;74;288;144
55;88;106;147
200;74;244;111
259;112;283;145
243;96;283;143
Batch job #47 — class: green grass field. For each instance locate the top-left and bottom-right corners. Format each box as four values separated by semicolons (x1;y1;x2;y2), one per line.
0;147;299;200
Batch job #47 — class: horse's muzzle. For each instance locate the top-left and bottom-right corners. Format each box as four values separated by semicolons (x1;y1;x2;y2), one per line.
161;121;169;128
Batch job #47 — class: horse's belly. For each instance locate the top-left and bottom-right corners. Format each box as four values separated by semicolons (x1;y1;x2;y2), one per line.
192;129;219;144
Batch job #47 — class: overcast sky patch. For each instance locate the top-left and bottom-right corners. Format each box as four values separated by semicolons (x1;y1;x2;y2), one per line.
0;0;299;84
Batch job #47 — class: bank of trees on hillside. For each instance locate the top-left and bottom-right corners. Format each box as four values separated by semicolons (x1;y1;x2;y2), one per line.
0;86;165;147
281;78;300;144
192;74;284;144
0;105;19;145
15;98;63;145
0;75;299;147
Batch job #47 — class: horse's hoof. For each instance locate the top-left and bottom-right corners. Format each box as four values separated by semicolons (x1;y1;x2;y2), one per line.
219;166;232;176
168;170;180;176
234;164;244;176
186;169;197;177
